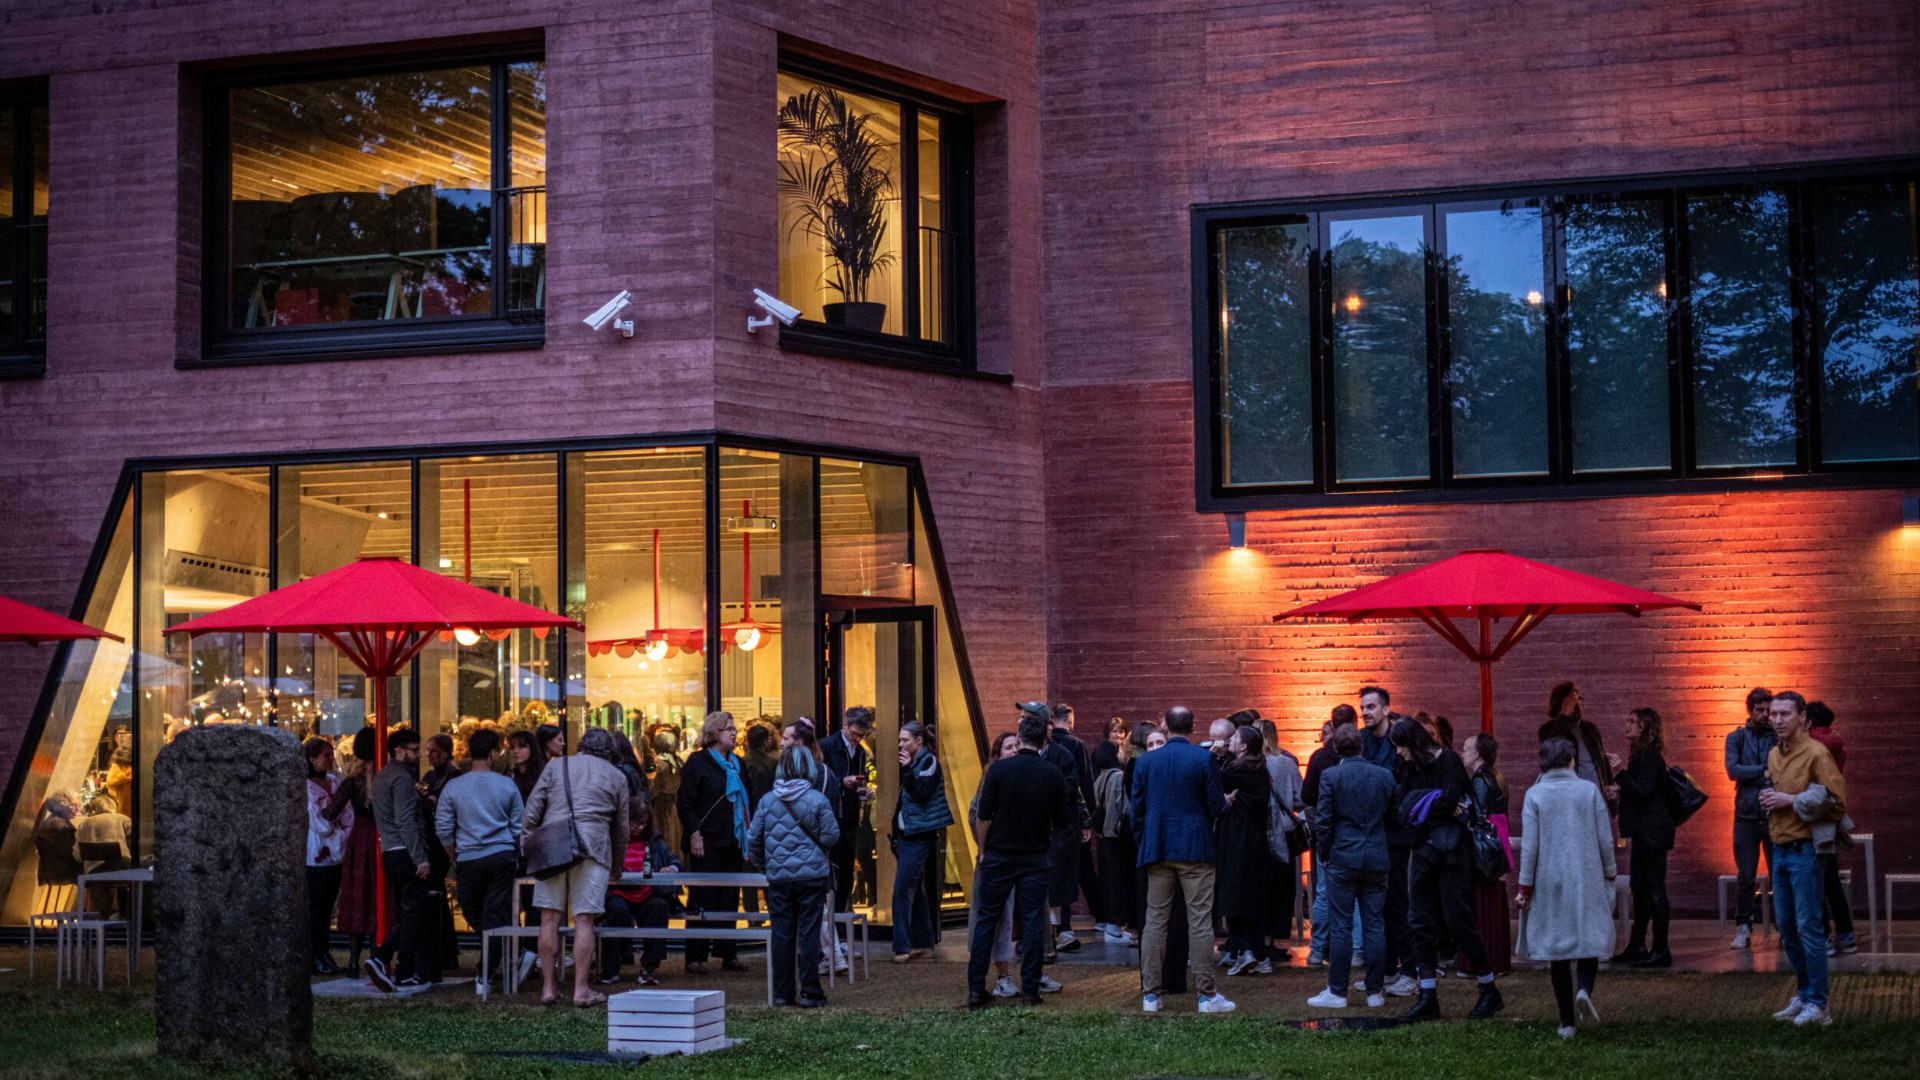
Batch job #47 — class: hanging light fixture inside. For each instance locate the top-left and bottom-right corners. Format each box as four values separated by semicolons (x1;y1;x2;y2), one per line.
588;526;706;662
723;498;779;652
452;627;483;647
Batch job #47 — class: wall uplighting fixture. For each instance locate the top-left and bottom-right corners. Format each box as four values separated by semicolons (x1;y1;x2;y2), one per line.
1903;495;1919;527
1226;512;1247;549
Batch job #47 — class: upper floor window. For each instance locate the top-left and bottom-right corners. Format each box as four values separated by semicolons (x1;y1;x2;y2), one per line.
1;95;48;374
1199;166;1920;504
201;53;544;365
776;61;973;368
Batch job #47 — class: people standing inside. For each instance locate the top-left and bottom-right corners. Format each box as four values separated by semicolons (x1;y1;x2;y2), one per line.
435;728;525;990
1359;687;1417;996
598;802;681;987
1216;725;1273;976
741;723;779;818
677;711;752;974
1132;705;1235;1015
1759;691;1847;1027
891;721;953;963
1612;709;1674;969
649;731;684;853
1806;701;1857;956
1047;704;1096;953
1304;705;1364;968
1307;724;1396;1009
1257;717;1303;964
365;728;434;991
1457;732;1512;978
1540;683;1618;798
324;727;380;974
1516;737;1616;1040
1391;718;1502;1021
745;746;841;1007
1091;738;1137;946
522;726;631;1007
966;708;1071;1008
507;728;548;803
303;737;346;976
821;706;874;975
1724;687;1777;949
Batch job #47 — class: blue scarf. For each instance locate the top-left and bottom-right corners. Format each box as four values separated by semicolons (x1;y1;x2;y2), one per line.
709;748;749;851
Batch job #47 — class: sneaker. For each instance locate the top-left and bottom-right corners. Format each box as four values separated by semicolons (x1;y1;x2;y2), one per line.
1384;974;1418;997
636;970;660;987
1056;930;1081;952
1731;925;1753;950
686;961;708;974
991;976;1019;998
394;975;427;988
1094;922;1112;935
1366;993;1385;1008
1104;927;1131;944
362;957;396;994
1307;989;1349;1009
1226;952;1254;976
1575;988;1598;1024
514;951;537;992
1772;998;1808;1022
1835;935;1858;956
833;955;851;973
1197;992;1237;1014
1305;950;1324;966
596;971;623;986
1250;958;1273;975
1793;1005;1832;1027
1039;974;1064;993
1557;1025;1576;1041
1141;993;1162;1014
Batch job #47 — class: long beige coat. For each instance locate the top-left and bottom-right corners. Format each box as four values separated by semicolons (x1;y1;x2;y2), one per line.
1516;768;1617;962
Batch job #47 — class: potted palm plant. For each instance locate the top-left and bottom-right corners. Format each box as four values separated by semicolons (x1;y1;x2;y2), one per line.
778;86;897;332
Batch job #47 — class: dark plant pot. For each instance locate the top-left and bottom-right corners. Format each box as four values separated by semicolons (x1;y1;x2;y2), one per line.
822;302;887;332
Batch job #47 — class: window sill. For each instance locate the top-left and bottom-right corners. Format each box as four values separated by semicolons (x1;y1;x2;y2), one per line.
0;349;46;379
1197;466;1920;512
185;317;544;369
777;322;1004;382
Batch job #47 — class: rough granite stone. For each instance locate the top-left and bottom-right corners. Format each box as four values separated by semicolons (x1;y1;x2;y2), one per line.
153;724;313;1074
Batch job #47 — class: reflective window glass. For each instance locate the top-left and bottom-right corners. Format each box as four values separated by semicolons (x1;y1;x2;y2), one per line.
1811;181;1920;464
1331;214;1430;483
1687;189;1797;468
1443;205;1549;478
1566;198;1672;473
1218;222;1314;486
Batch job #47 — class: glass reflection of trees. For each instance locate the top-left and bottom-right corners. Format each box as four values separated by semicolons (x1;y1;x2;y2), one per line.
1219;222;1313;485
1331;217;1430;483
1444;207;1548;478
1813;181;1920;464
1565;199;1672;473
1687;190;1797;468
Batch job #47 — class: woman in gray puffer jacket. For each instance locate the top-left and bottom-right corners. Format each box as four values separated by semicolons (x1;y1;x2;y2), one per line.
746;747;842;1007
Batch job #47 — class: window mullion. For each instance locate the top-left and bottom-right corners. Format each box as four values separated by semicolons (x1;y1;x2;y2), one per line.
1790;181;1818;472
490;61;510;320
901;102;922;342
1426;206;1449;487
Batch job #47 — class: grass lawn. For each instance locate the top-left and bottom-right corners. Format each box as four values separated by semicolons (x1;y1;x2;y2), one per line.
3;957;1917;1080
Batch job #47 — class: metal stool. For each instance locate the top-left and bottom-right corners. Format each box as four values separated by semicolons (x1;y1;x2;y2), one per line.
27;910;82;981
59;918;129;990
1716;874;1772;928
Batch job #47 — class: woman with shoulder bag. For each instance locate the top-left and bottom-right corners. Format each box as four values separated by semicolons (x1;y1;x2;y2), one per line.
1258;718;1304;963
1217;725;1274;976
1456;733;1512;977
1392;718;1502;1021
746;747;842;1007
890;722;952;962
675;711;750;974
1611;708;1674;969
1091;738;1137;946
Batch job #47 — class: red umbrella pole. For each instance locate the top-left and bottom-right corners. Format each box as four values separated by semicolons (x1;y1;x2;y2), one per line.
373;671;390;943
1478;610;1495;734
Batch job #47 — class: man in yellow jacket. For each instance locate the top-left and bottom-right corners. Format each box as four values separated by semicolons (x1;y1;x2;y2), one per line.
1757;691;1846;1028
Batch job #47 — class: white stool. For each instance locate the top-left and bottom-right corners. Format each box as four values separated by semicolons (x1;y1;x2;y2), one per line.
1716;874;1772;928
59;918;129;990
28;911;82;981
1886;874;1920;954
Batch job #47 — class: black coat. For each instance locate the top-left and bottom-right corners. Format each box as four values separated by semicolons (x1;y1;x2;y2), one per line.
1399;748;1472;862
1616;747;1675;851
1214;757;1272;919
676;748;740;854
820;732;868;824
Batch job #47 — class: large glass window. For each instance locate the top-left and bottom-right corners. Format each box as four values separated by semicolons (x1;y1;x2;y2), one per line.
1811;181;1920;464
1443;204;1549;478
1330;214;1430;483
1217;221;1314;486
776;63;971;364
717;450;789;723
1565;198;1672;473
1686;189;1797;468
216;56;544;348
1;96;48;367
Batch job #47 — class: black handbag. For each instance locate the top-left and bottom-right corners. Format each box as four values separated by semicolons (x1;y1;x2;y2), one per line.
1665;765;1710;827
523;758;589;880
1469;810;1508;879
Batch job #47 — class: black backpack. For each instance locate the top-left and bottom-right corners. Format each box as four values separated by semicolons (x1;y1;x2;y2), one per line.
1665;766;1709;826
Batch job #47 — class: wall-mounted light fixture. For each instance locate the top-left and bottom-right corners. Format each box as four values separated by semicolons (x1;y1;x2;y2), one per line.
1226;512;1247;549
1903;495;1919;528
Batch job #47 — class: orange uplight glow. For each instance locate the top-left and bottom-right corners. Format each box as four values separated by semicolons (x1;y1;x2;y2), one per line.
1343;294;1364;314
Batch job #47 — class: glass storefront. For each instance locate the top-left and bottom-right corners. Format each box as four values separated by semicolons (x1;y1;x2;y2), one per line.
0;437;985;926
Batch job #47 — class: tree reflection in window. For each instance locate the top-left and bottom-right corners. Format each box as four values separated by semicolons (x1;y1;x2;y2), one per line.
1812;181;1920;464
1565;198;1672;473
1687;190;1797;468
1443;206;1549;478
1219;222;1314;486
1331;216;1430;483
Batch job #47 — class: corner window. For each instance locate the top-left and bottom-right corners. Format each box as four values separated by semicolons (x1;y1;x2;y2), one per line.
1;95;48;373
202;54;544;364
776;62;973;368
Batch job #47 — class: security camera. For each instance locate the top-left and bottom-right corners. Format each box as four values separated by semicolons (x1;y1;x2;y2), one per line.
584;291;634;338
747;289;801;334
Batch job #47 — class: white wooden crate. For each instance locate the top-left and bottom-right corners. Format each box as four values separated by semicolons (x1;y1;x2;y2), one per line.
608;989;731;1056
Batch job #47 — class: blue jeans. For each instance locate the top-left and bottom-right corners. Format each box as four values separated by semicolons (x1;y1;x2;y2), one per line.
892;833;938;954
1324;863;1387;996
1773;841;1828;1008
1310;863;1364;956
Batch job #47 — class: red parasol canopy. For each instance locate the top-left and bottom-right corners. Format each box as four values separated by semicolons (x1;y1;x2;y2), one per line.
1275;549;1698;732
0;592;124;644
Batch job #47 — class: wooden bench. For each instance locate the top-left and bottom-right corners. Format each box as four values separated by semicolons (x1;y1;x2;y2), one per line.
482;925;776;1004
694;910;872;982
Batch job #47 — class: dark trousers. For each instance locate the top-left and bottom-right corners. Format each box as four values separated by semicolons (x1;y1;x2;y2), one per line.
600;894;672;974
768;876;829;1004
967;851;1049;997
428;841;456;967
1409;852;1487;978
1549;957;1598;1027
1732;816;1774;926
892;833;938;953
831;823;858;912
1386;844;1415;977
1820;854;1855;938
685;844;743;964
1096;833;1137;932
1078;838;1104;923
305;864;342;962
1225;915;1264;956
1627;841;1671;954
1325;863;1387;996
453;851;518;934
376;849;436;981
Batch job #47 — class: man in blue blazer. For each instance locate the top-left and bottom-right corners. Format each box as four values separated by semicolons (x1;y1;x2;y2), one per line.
1308;724;1399;1010
1130;706;1234;1014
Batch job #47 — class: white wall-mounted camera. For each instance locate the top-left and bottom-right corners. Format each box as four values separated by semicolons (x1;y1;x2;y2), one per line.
584;291;634;338
747;288;801;334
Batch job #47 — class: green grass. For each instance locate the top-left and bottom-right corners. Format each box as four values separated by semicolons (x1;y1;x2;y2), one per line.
3;980;1918;1080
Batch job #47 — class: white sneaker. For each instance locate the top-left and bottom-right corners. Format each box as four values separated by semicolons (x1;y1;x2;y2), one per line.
1249;958;1273;975
1576;988;1600;1024
1557;1025;1576;1041
991;975;1019;998
1103;927;1131;944
1366;993;1385;1008
1226;952;1254;976
1307;989;1348;1009
1772;998;1807;1021
1384;974;1418;997
1731;925;1753;950
1055;930;1080;951
1094;922;1112;935
1141;993;1162;1013
1793;1005;1832;1027
1039;974;1063;993
1198;992;1237;1014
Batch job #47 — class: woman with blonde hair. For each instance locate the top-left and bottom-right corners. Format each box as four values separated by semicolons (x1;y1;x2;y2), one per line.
675;711;750;973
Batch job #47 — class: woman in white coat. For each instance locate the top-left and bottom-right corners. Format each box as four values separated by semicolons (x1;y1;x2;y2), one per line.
1517;736;1616;1040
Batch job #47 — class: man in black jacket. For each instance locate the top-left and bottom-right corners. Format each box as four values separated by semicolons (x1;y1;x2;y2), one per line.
967;707;1070;1008
821;708;874;909
1040;705;1092;953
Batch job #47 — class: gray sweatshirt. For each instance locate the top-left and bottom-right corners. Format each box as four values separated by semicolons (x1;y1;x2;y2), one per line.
371;760;427;867
435;770;525;863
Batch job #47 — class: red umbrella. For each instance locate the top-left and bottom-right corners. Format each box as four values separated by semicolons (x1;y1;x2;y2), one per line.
170;556;581;940
1274;549;1699;733
0;592;125;644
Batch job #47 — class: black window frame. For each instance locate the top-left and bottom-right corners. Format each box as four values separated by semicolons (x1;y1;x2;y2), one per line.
774;55;977;373
193;46;545;369
0;90;47;378
1194;159;1920;510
